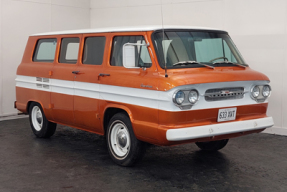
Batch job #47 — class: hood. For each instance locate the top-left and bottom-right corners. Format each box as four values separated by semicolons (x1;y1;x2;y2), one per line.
158;67;269;91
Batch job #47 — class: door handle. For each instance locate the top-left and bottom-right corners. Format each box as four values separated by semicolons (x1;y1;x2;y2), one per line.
98;73;110;77
72;71;80;74
98;73;110;80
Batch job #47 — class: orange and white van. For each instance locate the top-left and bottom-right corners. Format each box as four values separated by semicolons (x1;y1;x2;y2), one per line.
15;26;274;166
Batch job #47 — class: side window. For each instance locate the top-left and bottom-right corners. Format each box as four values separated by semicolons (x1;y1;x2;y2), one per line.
82;37;106;65
223;40;237;62
110;36;152;67
59;38;80;64
33;38;57;62
137;39;152;65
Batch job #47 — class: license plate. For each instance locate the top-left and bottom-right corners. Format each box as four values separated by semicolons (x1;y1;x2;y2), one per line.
217;108;237;122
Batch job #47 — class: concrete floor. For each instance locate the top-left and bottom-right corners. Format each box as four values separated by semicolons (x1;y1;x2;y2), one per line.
0;118;287;192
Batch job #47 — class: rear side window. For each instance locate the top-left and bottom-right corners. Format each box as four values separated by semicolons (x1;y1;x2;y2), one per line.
110;36;152;67
82;37;106;65
59;38;80;64
33;39;57;62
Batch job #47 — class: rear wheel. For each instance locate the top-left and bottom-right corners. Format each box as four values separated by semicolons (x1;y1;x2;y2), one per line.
29;102;57;138
106;113;146;166
195;139;229;151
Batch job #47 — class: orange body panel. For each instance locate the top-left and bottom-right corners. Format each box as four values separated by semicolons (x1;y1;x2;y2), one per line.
159;103;268;128
16;29;272;146
157;67;269;91
16;87;52;118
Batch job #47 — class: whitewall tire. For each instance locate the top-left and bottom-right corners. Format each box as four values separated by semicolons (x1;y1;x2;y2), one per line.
107;113;146;166
29;102;57;138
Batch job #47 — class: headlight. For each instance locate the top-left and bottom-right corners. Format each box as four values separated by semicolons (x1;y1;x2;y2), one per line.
262;85;271;97
251;86;260;98
250;84;271;103
188;90;199;104
174;90;185;105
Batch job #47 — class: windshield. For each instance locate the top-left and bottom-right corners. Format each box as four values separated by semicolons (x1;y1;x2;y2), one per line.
153;30;247;69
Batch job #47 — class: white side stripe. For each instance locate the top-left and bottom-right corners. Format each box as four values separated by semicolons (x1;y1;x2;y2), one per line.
75;81;100;99
51;79;74;95
16;75;269;112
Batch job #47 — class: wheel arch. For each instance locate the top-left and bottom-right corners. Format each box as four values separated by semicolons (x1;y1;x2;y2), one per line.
26;100;45;114
103;104;134;136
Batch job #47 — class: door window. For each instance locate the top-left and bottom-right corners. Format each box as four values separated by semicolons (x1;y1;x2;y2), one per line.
59;38;80;64
110;36;152;68
82;37;106;65
33;38;57;62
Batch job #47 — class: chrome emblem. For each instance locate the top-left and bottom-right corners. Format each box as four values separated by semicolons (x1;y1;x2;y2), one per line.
220;90;233;94
140;84;153;88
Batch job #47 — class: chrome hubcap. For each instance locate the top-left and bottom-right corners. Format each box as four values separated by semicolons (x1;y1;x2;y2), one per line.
117;131;127;148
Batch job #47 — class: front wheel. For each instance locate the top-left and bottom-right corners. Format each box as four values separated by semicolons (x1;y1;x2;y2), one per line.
106;113;146;166
195;139;229;151
29;102;57;138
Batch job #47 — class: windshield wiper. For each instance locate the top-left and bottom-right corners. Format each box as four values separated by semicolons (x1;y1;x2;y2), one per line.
213;61;247;68
173;61;214;69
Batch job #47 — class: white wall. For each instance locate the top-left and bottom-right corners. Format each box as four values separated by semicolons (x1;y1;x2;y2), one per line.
223;0;287;135
0;0;90;116
90;0;287;135
0;0;2;116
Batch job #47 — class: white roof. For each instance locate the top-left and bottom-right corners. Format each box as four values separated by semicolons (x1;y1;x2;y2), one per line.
32;25;226;36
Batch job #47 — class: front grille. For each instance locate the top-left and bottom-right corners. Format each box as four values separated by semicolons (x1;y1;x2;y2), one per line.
205;87;244;101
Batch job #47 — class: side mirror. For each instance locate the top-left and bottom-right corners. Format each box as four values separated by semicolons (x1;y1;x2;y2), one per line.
123;44;138;68
122;42;150;68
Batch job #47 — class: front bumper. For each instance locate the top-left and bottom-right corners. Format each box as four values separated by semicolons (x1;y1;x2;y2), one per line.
166;117;274;141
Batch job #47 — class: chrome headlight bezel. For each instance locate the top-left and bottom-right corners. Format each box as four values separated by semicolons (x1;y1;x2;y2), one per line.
250;84;271;103
188;90;199;104
173;90;185;105
251;85;260;98
262;85;271;97
173;89;199;109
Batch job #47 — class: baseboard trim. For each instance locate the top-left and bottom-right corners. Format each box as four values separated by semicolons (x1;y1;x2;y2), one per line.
0;114;28;121
262;126;287;136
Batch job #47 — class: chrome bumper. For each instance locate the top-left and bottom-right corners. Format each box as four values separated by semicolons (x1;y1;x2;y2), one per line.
166;117;274;141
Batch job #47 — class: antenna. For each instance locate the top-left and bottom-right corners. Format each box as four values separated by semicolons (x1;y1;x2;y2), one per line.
160;0;168;78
